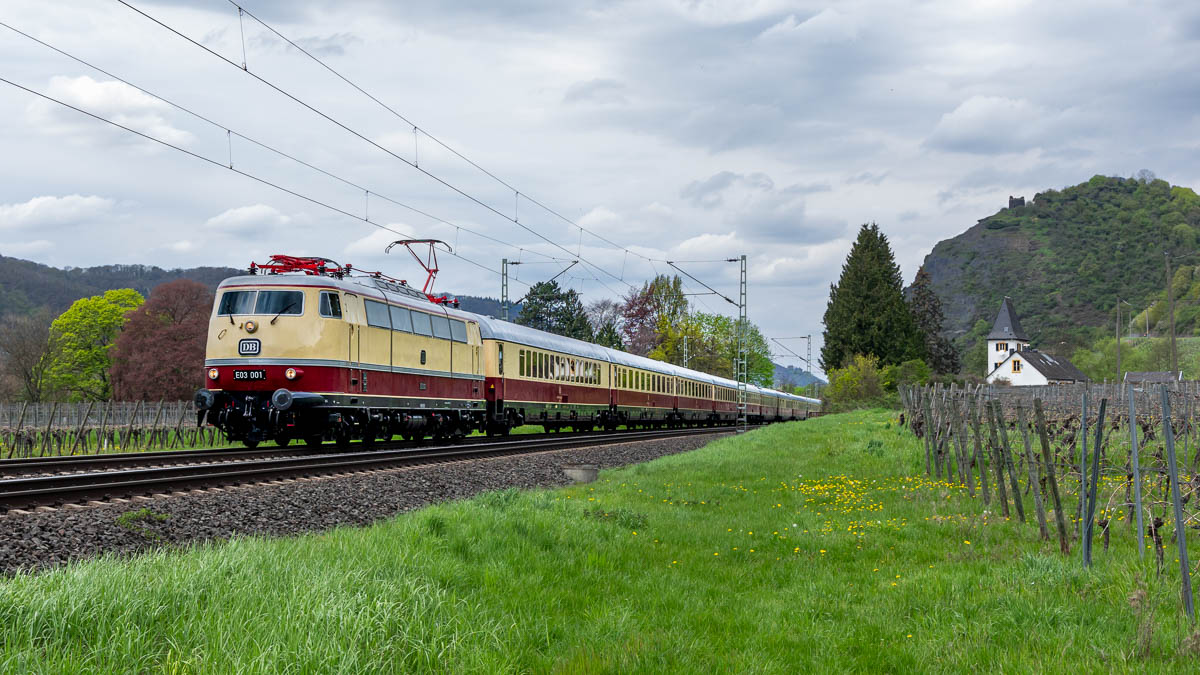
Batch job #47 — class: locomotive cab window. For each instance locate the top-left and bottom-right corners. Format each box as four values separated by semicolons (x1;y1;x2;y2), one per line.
450;319;468;343
217;290;257;315
318;291;342;319
255;290;303;316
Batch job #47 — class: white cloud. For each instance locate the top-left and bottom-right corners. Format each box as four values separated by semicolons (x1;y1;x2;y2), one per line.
759;9;861;43
0;239;54;256
27;75;194;146
925;95;1085;155
205;204;293;232
0;194;115;229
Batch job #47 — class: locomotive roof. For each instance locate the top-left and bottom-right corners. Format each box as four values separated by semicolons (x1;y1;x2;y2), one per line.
217;274;819;403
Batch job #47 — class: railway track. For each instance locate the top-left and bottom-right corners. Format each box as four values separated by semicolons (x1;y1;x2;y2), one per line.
0;426;747;479
0;426;743;513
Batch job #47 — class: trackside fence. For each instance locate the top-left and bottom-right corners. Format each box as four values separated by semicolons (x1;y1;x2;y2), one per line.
899;381;1200;622
0;401;223;458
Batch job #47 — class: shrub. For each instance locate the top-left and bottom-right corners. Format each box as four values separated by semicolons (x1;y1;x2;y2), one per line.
881;358;932;392
825;354;891;411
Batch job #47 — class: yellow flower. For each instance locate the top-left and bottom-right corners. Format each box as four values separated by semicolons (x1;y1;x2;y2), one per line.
964;540;971;545
714;552;719;556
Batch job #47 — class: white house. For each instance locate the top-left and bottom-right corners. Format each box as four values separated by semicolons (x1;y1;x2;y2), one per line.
984;297;1087;385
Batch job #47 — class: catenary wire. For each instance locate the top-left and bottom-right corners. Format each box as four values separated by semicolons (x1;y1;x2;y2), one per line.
0;20;571;266
117;0;639;290
228;0;657;265
0;74;532;287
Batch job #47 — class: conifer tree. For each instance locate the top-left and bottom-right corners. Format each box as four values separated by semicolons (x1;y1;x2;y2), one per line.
821;223;925;371
907;265;960;374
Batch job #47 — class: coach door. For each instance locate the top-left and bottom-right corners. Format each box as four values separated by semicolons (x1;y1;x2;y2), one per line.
343;293;362;392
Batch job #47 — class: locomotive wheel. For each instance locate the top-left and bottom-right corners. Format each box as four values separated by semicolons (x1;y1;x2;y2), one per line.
304;434;323;447
243;439;260;449
274;435;291;448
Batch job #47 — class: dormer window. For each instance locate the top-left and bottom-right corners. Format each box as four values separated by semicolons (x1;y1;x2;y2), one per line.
1012;360;1022;373
996;342;1008;352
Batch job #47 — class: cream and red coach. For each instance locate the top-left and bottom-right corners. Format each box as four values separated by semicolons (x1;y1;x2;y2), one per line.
195;257;821;447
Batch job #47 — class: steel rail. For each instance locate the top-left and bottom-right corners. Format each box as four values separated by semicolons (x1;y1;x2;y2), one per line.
0;426;742;511
0;425;750;477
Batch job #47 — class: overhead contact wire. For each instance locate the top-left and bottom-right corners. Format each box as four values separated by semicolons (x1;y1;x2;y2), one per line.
118;0;636;289
0;75;528;286
229;0;653;264
0;19;567;264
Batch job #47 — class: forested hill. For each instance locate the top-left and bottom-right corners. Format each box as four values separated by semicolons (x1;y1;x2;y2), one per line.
0;255;239;316
0;253;511;319
919;174;1200;358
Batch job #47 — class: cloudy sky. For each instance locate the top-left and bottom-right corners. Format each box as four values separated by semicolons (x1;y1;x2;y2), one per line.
3;0;1199;375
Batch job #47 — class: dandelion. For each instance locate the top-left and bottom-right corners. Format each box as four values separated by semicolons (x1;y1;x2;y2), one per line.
820;550;826;554
963;540;971;545
714;552;719;556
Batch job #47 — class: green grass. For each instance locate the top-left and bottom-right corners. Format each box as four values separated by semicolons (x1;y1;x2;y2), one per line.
2;410;1198;672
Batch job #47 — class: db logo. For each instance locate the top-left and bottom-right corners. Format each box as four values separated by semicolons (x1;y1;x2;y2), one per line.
238;339;261;356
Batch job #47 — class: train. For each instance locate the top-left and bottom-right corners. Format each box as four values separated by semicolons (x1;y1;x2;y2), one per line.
194;256;821;447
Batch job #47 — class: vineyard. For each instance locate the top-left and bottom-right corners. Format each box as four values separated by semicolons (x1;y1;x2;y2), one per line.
0;401;223;457
901;381;1200;619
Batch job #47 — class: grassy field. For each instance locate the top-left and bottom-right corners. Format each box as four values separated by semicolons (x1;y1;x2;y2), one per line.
1;410;1198;672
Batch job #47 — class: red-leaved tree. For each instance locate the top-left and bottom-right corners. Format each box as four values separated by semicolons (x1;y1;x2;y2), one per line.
111;279;212;401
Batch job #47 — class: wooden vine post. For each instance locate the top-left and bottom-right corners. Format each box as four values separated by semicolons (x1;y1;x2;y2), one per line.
1034;398;1069;554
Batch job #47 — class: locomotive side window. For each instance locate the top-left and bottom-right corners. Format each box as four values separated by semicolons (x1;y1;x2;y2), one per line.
431;315;452;340
364;300;391;328
255;290;303;316
217;290;257;315
390;306;413;333
411;312;433;336
318;291;342;318
449;319;467;343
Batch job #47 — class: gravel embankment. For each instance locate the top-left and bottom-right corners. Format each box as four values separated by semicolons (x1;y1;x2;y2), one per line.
0;434;721;575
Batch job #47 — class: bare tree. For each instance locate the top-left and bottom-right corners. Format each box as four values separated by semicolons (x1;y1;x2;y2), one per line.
586;298;623;334
0;309;55;401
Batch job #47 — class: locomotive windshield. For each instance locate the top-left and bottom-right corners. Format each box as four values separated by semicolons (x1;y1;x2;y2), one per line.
216;290;304;316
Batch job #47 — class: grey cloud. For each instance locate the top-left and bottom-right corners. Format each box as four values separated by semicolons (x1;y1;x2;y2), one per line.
563;79;626;105
294;33;362;57
847;171;888;185
681;171;773;208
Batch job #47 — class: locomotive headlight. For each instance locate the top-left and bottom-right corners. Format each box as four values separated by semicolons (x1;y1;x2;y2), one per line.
285;367;303;380
208;368;219;380
244;320;258;333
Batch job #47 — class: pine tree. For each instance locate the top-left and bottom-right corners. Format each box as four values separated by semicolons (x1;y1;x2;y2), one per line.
821;223;925;371
907;265;960;374
515;280;594;341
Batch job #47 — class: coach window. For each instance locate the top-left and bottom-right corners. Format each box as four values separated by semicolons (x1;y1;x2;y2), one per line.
364;299;391;328
318;291;342;319
431;315;452;340
519;350;526;377
450;319;468;343
411;311;433;337
390;306;413;333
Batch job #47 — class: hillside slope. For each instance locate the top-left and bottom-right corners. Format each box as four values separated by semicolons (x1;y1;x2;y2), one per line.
919;174;1200;356
0;254;512;320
